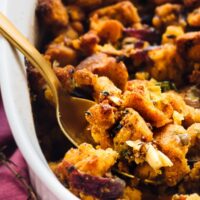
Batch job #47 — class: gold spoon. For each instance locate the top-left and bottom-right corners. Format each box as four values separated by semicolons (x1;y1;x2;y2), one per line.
0;12;96;147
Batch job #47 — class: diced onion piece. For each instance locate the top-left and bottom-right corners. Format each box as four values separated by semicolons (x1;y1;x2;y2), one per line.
146;145;162;170
108;96;122;106
173;111;184;125
126;140;142;151
126;141;173;170
146;144;173;170
157;151;173;167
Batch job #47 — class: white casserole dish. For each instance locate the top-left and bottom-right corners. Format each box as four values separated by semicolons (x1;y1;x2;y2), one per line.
0;0;78;199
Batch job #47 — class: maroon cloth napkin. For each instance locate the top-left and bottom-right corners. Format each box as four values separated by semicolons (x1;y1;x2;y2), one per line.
0;94;30;200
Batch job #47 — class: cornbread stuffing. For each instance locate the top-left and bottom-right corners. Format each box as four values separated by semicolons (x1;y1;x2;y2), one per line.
28;0;200;199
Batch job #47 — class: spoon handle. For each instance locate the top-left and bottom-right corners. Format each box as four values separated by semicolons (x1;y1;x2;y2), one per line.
0;12;61;97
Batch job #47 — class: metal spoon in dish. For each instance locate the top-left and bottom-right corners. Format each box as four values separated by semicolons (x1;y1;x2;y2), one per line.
0;12;96;147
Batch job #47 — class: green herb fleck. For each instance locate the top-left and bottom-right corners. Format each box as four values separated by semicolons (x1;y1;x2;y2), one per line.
156;81;177;92
101;91;110;96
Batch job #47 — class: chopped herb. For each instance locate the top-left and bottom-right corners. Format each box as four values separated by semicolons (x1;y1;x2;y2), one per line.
156;81;177;92
101;91;110;96
109;123;123;138
122;109;129;115
159;81;171;92
120;148;133;159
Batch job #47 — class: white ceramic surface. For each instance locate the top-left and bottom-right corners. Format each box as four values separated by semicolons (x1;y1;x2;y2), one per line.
0;1;78;199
